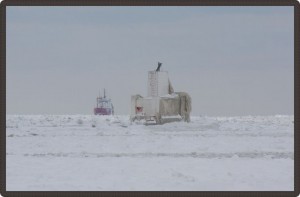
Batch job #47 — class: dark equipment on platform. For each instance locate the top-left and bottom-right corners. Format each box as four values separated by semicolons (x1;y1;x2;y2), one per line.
156;62;162;72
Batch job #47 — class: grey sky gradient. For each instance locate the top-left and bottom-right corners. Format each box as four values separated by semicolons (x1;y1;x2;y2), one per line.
7;6;294;116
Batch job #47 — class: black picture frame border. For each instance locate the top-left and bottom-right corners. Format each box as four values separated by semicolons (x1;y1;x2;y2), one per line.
0;0;299;196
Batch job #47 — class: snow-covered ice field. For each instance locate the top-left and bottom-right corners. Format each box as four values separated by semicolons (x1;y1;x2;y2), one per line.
6;115;294;191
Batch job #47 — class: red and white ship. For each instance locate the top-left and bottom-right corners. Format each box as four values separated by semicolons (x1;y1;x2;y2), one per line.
94;89;114;115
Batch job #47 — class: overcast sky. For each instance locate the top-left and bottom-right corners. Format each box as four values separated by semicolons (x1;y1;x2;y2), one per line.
6;6;294;116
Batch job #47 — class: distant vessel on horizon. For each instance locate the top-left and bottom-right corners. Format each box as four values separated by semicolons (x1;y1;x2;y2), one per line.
94;89;114;115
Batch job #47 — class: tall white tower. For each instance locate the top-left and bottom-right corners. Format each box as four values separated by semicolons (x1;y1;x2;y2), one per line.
147;71;169;97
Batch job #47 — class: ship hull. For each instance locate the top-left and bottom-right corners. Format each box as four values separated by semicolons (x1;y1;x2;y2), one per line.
94;107;113;115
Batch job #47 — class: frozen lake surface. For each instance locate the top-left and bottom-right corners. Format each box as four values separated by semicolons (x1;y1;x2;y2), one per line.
6;115;294;191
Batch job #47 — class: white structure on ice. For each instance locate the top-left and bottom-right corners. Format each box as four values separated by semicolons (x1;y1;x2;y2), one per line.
131;62;191;124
